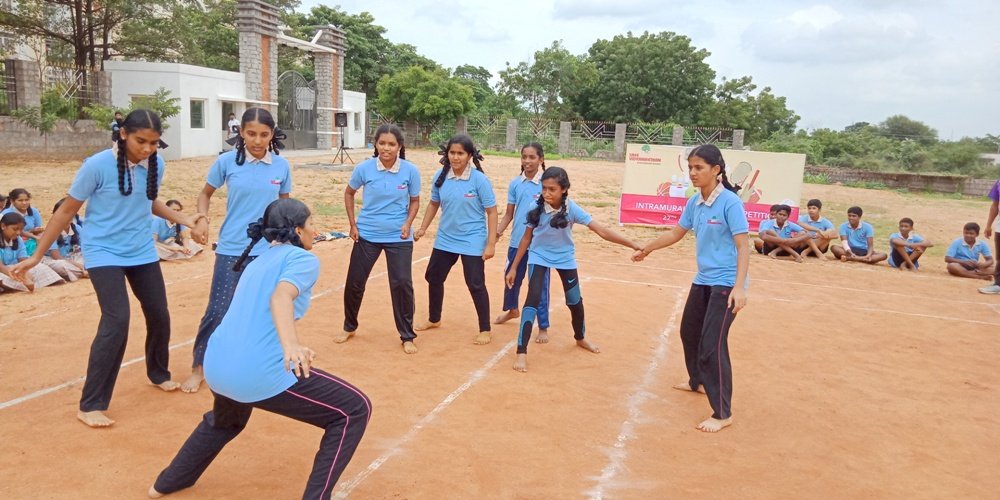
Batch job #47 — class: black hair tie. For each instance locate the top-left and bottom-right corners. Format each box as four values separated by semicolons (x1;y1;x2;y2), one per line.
246;218;265;240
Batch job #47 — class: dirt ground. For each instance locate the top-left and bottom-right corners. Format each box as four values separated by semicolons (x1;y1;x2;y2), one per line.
1;149;998;498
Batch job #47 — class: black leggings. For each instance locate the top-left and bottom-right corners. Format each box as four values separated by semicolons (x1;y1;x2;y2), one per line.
679;284;738;420
517;265;585;354
343;238;416;342
424;248;490;332
82;262;171;412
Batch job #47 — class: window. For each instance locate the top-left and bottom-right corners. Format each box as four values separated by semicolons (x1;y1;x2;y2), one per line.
190;99;205;129
354;112;362;132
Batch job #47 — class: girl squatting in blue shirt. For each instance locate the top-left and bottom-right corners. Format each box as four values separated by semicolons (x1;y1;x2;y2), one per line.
182;107;291;393
151;198;371;500
633;144;750;433
336;124;422;353
506;167;640;372
413;135;499;345
11;110;202;428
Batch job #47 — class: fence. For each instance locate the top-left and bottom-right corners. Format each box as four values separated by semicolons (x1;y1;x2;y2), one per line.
804;165;995;197
0;60;14;115
43;63;102;117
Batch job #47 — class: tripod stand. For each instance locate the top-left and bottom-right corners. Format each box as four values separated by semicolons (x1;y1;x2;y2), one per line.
333;125;354;165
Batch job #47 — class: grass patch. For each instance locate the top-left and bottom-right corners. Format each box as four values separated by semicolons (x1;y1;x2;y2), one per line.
313;202;346;217
843;180;890;190
803;173;830;184
481;149;565;161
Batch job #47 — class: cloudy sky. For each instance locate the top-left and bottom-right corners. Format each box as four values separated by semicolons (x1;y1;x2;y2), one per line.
300;0;999;139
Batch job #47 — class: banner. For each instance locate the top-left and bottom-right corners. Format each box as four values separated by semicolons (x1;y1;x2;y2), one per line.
619;144;806;232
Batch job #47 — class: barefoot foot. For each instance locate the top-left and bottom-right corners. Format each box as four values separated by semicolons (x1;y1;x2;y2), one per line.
696;416;733;433
78;410;115;428
576;339;600;353
493;309;519;325
513;353;528;372
535;329;549;344
474;331;492;345
402;341;418;354
333;330;355;344
155;380;180;392
148;485;164;498
414;320;441;331
672;382;706;394
180;368;204;393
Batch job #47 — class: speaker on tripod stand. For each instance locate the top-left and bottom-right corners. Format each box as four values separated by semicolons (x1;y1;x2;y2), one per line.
333;111;353;165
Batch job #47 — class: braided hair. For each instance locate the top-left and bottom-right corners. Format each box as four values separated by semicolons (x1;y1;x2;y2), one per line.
0;212;25;250
4;188;35;217
371;123;407;161
525;167;571;229
687;144;737;193
233;198;312;272
234;107;286;166
434;134;484;188
115;109;163;200
520;142;547;174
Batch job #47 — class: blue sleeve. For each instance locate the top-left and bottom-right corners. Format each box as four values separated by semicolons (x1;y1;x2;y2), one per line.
788;222;803;233
279;161;292;195
570;201;593;225
945;240;959;258
32;210;43;228
725;198;749;235
67;158;100;202
822;219;834;230
678;197;696;230
348;163;365;190
865;223;875;238
478;174;496;209
279;250;320;296
206;157;226;189
982;242;993;258
16;243;27;260
839;223;848;237
430;169;441;203
507;179;518;205
408;165;421;197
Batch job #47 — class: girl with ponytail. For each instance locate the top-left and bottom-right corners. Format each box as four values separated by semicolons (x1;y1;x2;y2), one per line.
633;143;749;433
505;167;641;373
183;106;293;393
40;197;87;282
336;124;422;354
152;198;371;500
413;134;498;346
1;188;45;256
11;109;203;428
152;199;203;261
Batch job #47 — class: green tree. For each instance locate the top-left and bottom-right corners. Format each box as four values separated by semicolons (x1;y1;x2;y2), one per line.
878;115;938;144
453;64;493;104
498;40;596;119
375;66;474;141
578;31;715;124
700;76;799;142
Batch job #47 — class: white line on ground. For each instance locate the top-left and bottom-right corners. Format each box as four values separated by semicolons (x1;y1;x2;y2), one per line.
333;340;516;499
585;276;684;289
587;288;686;499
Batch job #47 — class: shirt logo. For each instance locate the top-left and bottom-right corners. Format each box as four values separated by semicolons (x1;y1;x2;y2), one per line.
270;177;283;185
532;194;540;200
707;216;722;225
464;190;477;198
397;180;409;190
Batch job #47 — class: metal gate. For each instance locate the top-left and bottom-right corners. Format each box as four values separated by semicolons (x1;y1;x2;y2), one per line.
276;71;317;149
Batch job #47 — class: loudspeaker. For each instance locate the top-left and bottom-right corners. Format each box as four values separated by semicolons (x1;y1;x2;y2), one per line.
335;112;348;128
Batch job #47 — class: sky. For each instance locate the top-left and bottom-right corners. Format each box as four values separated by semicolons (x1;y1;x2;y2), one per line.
299;0;1000;139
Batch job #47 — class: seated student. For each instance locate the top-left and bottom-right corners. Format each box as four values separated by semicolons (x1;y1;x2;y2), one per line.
888;218;933;271
831;206;888;264
797;198;837;259
945;222;994;280
43;199;87;282
753;205;778;254
0;212;64;292
762;204;810;262
152;199;202;261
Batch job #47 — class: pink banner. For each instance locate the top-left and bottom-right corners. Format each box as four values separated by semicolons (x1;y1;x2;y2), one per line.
619;194;797;233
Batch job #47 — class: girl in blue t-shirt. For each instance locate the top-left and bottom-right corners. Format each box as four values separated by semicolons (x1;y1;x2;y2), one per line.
0;212;64;291
505;167;640;372
153;199;203;261
11;109;202;428
150;198;371;500
41;197;87;282
414;135;499;346
182;107;291;393
495;143;552;341
336;124;422;353
633;144;750;433
2;188;44;256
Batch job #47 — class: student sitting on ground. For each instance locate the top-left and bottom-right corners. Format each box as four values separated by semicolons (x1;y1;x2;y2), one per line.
761;204;810;262
888;217;933;271
0;212;64;292
831;206;888;264
797;198;837;259
945;222;994;280
753;205;778;254
153;199;202;261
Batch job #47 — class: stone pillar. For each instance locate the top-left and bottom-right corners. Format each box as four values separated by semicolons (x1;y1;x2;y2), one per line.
672;126;685;146
614;123;627;161
456;116;467;136
10;59;41;110
505;118;517;151
96;71;112;107
236;0;280;110
732;129;745;150
559;121;571;156
315;25;347;150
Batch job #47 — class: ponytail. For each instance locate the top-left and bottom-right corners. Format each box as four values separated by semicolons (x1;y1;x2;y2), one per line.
525;191;545;227
550;192;570;229
269;128;286;155
233;219;265;272
116;135;134;196
234;135;247;166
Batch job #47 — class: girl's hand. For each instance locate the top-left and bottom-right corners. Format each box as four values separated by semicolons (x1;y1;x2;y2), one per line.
505;269;516;288
400;223;411;240
728;288;747;313
9;255;41;282
987;227;994;239
349;225;359;242
482;244;495;262
283;343;316;378
413;228;426;242
191;219;209;245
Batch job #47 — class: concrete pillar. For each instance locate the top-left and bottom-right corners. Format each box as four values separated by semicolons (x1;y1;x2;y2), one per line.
455;116;467;136
96;71;112;107
732;129;745;150
236;0;280;110
558;121;571;156
672;126;685;146
614;123;627;161
315;25;347;151
505;118;517;151
10;59;41;110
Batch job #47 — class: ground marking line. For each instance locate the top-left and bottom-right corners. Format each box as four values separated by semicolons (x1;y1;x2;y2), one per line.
587;288;686;499
333;340;516;499
584;276;684;289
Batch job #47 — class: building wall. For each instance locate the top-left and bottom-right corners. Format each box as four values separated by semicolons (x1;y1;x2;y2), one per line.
343;90;367;149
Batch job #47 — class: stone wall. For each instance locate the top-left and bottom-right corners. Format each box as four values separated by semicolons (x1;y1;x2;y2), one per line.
0;117;109;159
805;165;995;197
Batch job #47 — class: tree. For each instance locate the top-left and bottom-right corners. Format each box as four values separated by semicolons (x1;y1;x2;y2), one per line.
700;76;798;142
453;64;493;105
578;31;715;124
878;115;938;144
497;40;596;119
374;66;474;140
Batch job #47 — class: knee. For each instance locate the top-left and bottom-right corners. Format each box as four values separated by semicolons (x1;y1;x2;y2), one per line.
100;311;130;334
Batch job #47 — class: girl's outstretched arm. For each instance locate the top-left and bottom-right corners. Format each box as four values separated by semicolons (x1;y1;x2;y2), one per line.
497;203;516;239
632;226;689;261
506;228;533;288
588;220;641;251
413;201;440;242
272;281;315;378
10;197;84;277
729;233;750;313
483;206;498;261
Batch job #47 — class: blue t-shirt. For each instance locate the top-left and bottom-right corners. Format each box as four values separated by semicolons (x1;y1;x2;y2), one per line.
0;207;43;232
757;219;774;234
348;157;421;243
768;220;804;239
839;221;875;251
0;240;27;265
429;168;497;256
887;232;926;267
678;188;749;287
203;244;319;403
47;232;75;257
207;151;293;257
797;215;834;237
67;149;164;269
151;216;185;243
507;173;543;248
526;199;593;269
946;238;992;261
